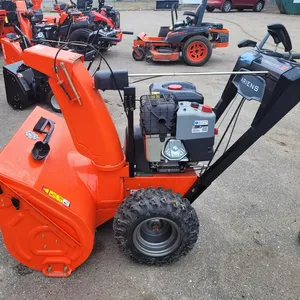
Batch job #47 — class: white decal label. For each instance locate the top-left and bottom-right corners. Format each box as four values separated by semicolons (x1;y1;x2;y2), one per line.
192;126;208;133
194;120;208;126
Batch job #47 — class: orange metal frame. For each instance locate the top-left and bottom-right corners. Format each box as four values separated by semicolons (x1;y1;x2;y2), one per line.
132;28;229;54
0;45;198;277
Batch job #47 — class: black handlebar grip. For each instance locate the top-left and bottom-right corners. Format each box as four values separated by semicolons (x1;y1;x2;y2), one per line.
292;53;300;60
122;31;134;35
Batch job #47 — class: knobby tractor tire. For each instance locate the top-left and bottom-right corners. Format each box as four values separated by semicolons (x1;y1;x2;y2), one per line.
68;28;93;55
182;35;212;66
113;187;199;265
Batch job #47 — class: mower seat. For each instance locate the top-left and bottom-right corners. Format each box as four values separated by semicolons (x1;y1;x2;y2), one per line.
183;11;197;18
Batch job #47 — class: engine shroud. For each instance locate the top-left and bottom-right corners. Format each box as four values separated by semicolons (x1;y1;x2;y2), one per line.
138;84;216;173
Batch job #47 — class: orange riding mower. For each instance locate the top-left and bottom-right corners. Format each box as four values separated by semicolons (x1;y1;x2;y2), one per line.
0;23;299;278
132;2;229;66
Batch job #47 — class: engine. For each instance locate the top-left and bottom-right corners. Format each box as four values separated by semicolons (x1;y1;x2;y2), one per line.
32;23;58;41
139;82;216;173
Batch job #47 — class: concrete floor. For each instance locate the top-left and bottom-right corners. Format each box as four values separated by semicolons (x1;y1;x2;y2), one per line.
1;10;300;300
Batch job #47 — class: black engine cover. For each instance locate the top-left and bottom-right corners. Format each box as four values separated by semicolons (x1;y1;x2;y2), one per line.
3;61;36;110
3;61;50;110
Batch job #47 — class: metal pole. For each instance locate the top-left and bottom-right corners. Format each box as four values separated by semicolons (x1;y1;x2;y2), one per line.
128;71;269;77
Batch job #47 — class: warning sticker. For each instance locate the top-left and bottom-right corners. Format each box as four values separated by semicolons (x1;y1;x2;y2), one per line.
192;126;208;133
42;187;71;207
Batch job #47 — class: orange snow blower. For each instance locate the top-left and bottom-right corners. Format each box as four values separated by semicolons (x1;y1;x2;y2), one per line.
0;23;300;277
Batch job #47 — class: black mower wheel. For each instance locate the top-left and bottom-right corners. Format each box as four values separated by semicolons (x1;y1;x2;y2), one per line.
222;0;232;12
113;187;199;265
206;5;215;12
182;36;212;67
47;91;61;113
253;0;264;12
68;28;93;54
132;47;146;61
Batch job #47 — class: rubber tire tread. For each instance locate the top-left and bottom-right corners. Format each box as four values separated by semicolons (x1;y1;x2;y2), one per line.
253;1;264;12
68;28;93;52
206;6;215;12
113;187;199;265
132;47;146;61
47;90;61;113
222;1;232;12
182;35;212;66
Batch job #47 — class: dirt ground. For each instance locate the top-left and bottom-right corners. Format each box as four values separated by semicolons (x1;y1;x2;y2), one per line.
1;10;300;300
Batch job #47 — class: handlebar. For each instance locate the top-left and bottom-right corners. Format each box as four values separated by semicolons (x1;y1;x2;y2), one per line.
101;37;120;42
284;52;300;60
244;31;300;61
122;31;134;35
69;0;76;7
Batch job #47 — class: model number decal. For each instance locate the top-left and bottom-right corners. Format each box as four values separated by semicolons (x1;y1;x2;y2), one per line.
192;126;208;133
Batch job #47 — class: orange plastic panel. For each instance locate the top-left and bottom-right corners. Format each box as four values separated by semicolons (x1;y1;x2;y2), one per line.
0;107;97;277
151;49;180;62
23;46;125;169
1;37;23;64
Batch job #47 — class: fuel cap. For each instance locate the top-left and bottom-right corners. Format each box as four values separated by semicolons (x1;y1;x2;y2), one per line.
190;102;200;109
168;84;182;90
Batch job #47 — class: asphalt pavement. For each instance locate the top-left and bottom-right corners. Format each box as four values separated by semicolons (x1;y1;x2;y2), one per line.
0;9;300;300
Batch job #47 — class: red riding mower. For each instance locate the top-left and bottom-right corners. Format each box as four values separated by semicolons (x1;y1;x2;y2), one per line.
0;23;299;277
76;0;121;30
132;0;229;66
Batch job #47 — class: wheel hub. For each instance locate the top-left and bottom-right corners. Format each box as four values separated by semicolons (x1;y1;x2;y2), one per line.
51;95;60;110
187;41;207;62
133;217;181;257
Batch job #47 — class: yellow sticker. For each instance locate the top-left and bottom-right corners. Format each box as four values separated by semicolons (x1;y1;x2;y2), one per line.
151;92;160;99
42;187;71;207
5;16;8;23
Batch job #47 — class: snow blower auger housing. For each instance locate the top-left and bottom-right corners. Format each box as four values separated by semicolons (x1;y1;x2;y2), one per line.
0;23;300;277
132;0;229;66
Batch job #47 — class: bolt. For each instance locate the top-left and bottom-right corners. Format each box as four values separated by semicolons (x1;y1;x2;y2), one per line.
55;240;58;243
47;266;52;272
63;266;68;273
41;234;45;238
1;204;4;207
44;245;47;249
